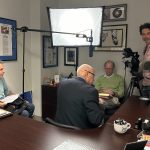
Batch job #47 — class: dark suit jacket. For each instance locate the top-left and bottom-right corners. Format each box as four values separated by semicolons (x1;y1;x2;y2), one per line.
55;77;104;129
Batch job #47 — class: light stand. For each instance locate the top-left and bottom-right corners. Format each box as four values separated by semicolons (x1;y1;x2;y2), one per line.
13;26;93;96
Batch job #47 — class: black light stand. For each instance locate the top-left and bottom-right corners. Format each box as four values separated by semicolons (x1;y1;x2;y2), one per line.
13;26;93;96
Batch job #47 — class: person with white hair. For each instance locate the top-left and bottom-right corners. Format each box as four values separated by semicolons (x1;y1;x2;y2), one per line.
55;64;105;129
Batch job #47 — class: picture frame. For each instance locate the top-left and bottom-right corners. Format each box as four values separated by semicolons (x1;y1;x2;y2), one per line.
64;47;78;66
95;24;127;51
0;18;17;60
43;35;58;68
103;4;127;22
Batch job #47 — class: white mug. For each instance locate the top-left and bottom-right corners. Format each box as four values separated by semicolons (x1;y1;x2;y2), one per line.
54;75;60;83
114;120;131;134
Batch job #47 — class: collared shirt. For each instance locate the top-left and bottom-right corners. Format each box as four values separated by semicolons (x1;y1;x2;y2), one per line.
104;73;114;78
142;44;150;86
0;78;9;99
144;44;150;61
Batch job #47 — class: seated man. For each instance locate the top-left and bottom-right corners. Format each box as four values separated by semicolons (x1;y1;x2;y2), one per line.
0;61;34;117
95;60;124;109
55;64;105;129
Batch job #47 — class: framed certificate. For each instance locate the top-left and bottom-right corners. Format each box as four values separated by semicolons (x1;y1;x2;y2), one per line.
0;18;17;60
64;47;78;66
43;35;58;68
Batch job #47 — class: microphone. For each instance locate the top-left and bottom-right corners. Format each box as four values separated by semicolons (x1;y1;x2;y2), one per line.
89;29;93;57
89;45;94;57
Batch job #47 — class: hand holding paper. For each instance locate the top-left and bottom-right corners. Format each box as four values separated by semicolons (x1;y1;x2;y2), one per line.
0;94;19;104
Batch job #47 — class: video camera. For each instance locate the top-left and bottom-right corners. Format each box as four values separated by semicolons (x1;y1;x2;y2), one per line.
122;48;140;76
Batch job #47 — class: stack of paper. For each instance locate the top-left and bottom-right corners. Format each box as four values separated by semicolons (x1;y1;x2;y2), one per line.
0;94;19;104
53;140;96;150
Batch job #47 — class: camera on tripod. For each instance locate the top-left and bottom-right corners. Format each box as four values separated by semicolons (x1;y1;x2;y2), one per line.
122;48;142;100
122;48;140;76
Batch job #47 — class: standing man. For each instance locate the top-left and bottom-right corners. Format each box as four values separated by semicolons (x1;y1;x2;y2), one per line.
0;61;35;117
139;23;150;98
55;64;105;129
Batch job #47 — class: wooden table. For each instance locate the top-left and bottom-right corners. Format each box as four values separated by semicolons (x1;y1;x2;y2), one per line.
107;96;150;128
0;115;139;150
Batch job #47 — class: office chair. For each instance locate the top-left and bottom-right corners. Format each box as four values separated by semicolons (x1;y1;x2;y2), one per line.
20;91;32;103
45;117;81;130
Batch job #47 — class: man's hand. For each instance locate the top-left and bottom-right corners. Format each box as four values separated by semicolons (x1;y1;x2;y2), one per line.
101;88;114;97
0;101;6;108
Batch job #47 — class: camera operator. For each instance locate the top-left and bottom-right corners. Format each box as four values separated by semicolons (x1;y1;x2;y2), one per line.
139;23;150;97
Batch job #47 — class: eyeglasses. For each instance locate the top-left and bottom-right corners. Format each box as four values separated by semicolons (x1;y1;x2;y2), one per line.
84;70;95;77
104;68;113;70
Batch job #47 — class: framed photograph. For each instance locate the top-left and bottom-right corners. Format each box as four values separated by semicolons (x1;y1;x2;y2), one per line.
64;47;78;66
0;18;17;60
43;35;58;68
95;24;127;51
103;4;127;22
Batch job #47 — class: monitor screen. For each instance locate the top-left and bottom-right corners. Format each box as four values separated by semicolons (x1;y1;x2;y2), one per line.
47;7;103;46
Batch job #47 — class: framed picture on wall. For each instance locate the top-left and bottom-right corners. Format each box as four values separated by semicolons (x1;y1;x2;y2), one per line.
103;4;127;22
64;47;78;66
43;35;58;68
95;24;128;51
0;18;17;60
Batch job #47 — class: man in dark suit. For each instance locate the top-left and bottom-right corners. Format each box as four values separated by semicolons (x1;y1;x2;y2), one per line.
55;64;105;129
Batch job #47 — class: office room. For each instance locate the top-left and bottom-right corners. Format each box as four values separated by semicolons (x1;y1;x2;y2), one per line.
0;0;150;149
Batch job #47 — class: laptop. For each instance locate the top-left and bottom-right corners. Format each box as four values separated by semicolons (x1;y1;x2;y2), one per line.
124;140;147;150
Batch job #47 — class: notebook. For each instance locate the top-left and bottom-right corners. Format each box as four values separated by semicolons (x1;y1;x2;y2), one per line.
0;108;13;119
124;140;147;150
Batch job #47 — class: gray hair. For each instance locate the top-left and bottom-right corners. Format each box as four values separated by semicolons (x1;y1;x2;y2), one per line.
77;64;94;76
104;60;115;69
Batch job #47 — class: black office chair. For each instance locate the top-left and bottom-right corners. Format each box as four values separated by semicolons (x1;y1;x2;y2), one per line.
45;117;81;130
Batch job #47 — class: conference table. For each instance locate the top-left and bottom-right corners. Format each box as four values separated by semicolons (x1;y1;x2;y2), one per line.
0;115;139;150
107;96;150;127
0;96;149;150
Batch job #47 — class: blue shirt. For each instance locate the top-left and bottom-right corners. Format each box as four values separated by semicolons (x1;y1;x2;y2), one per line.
0;78;9;99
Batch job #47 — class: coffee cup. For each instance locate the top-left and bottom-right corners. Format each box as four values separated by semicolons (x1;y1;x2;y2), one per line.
114;119;131;134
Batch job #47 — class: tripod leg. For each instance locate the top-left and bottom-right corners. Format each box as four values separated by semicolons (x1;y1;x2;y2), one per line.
124;79;135;100
130;82;135;96
125;80;133;100
136;83;142;96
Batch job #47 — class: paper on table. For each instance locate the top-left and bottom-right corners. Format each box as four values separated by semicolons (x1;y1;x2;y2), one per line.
53;140;96;150
0;94;19;104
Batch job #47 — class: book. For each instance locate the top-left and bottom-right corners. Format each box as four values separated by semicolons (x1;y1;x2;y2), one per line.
99;93;110;97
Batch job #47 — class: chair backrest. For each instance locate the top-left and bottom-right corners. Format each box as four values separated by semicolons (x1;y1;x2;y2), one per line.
45;117;81;130
20;91;32;103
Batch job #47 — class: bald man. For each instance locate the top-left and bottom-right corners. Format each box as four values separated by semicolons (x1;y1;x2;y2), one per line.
55;64;105;129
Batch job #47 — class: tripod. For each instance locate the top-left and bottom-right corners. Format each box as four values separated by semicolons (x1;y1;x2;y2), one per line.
124;76;142;100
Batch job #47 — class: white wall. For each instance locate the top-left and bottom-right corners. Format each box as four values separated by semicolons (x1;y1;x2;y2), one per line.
0;0;31;92
30;0;41;116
